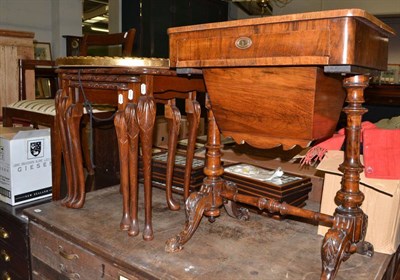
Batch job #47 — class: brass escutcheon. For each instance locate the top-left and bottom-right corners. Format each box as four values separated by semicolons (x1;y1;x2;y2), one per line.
235;37;252;50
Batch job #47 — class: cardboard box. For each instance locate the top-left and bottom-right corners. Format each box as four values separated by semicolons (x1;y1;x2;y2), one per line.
317;150;400;254
153;116;205;147
0;126;52;205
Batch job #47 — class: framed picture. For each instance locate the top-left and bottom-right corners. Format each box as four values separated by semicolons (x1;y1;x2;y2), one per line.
35;78;52;98
34;42;52;60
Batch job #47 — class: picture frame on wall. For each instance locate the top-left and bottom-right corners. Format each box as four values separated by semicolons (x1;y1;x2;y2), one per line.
34;42;52;60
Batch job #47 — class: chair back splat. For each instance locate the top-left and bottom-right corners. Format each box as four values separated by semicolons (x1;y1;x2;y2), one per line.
79;28;136;57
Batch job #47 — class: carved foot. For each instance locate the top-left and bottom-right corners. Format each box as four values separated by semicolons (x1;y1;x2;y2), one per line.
61;195;73;207
321;228;351;280
69;193;86;209
165;190;211;253
128;220;140;237
356;240;374;257
143;224;154;241
165;235;184;253
223;181;250;221
166;197;181;211
224;200;250;221
120;213;130;231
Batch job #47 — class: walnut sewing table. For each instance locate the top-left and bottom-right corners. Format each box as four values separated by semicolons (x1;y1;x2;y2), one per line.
55;56;205;240
166;9;395;279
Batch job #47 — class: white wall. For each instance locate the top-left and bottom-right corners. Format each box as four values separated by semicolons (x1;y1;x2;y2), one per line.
0;0;82;58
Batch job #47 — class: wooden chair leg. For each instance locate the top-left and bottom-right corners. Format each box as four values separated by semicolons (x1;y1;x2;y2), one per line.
2;108;13;127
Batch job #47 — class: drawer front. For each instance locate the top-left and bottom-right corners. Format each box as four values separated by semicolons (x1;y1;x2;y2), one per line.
30;222;142;280
0;240;30;279
1;269;27;280
0;218;28;256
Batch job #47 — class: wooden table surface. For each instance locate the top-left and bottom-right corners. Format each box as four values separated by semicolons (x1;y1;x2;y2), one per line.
24;186;391;280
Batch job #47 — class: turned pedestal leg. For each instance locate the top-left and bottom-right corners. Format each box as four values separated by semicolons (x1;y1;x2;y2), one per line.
321;75;373;279
165;96;226;252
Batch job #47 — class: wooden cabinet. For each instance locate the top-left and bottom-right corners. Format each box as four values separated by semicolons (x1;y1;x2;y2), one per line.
0;29;35;118
0;199;49;280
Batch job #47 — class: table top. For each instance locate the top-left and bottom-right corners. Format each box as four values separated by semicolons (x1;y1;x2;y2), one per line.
56;56;170;68
168;9;394;35
23;186;391;280
168;9;394;71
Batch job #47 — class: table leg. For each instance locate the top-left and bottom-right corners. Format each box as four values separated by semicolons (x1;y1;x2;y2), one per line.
137;80;156;241
114;91;130;231
183;92;201;201
125;100;140;236
56;88;75;207
321;74;373;280
165;100;181;211
165;97;226;252
65;102;85;208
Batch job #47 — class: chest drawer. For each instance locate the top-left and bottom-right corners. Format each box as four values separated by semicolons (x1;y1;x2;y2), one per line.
30;222;141;280
0;215;29;256
0;241;30;279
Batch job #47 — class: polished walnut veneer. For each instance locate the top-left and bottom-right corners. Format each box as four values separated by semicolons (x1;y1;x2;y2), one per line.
166;9;395;280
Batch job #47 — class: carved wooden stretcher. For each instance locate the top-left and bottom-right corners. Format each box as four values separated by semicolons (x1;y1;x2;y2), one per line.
55;56;205;240
165;9;395;279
